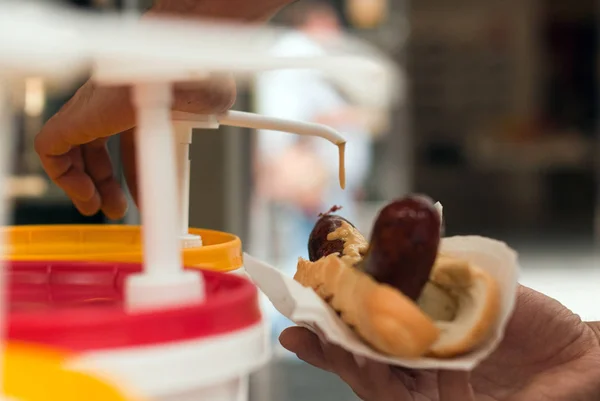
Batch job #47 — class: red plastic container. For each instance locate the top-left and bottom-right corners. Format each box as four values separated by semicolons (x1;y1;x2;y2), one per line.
7;261;261;352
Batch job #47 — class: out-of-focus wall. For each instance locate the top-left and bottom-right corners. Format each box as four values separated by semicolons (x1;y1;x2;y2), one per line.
408;0;598;243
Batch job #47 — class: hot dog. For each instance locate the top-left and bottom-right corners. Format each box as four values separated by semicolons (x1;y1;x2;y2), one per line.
294;195;500;358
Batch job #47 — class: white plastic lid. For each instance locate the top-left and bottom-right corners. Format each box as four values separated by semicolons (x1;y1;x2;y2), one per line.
0;2;88;80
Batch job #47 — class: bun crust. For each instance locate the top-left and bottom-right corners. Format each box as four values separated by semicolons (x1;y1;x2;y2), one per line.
294;253;501;358
427;257;500;357
295;255;439;358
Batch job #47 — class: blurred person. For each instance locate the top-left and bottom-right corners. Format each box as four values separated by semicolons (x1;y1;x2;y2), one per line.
250;0;374;340
33;0;294;219
280;284;600;400
252;0;373;272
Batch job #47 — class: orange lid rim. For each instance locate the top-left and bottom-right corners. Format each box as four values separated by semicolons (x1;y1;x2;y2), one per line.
3;225;243;272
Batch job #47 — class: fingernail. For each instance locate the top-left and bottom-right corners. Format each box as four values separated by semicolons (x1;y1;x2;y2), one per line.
76;205;100;217
103;191;129;220
107;207;128;221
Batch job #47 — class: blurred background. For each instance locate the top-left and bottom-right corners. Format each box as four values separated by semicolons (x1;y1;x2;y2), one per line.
8;0;599;400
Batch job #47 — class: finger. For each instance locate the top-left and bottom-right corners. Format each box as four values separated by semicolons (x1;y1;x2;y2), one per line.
437;371;476;401
36;77;235;211
120;128;139;208
279;327;330;371
82;140;128;220
72;197;102;217
321;341;363;385
36;77;236;155
34;82;131;211
37;147;100;215
35;82;131;160
37;145;101;216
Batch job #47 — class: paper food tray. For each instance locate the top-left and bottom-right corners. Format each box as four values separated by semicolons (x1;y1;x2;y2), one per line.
244;235;519;370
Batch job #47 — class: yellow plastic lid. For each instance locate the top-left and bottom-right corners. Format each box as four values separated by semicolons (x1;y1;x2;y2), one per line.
4;342;138;401
4;225;243;272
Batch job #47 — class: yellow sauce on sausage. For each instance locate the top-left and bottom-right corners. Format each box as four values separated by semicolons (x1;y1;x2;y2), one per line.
327;220;368;263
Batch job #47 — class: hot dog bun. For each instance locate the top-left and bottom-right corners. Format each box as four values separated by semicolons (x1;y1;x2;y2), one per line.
294;253;501;358
295;254;439;358
426;255;500;357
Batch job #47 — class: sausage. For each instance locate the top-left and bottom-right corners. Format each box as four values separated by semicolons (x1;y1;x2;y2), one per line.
361;195;441;300
308;214;356;262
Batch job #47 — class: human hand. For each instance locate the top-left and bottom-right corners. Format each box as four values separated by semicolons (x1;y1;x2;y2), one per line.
35;0;294;219
280;285;600;401
34;77;235;219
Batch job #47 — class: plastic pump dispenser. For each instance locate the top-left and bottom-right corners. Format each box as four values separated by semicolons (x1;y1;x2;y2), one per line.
171;110;347;251
30;3;395;313
127;82;348;311
77;6;395;313
126;83;205;311
172;112;219;249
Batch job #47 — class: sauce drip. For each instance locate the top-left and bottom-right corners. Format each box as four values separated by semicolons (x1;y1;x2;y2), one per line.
338;142;346;190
